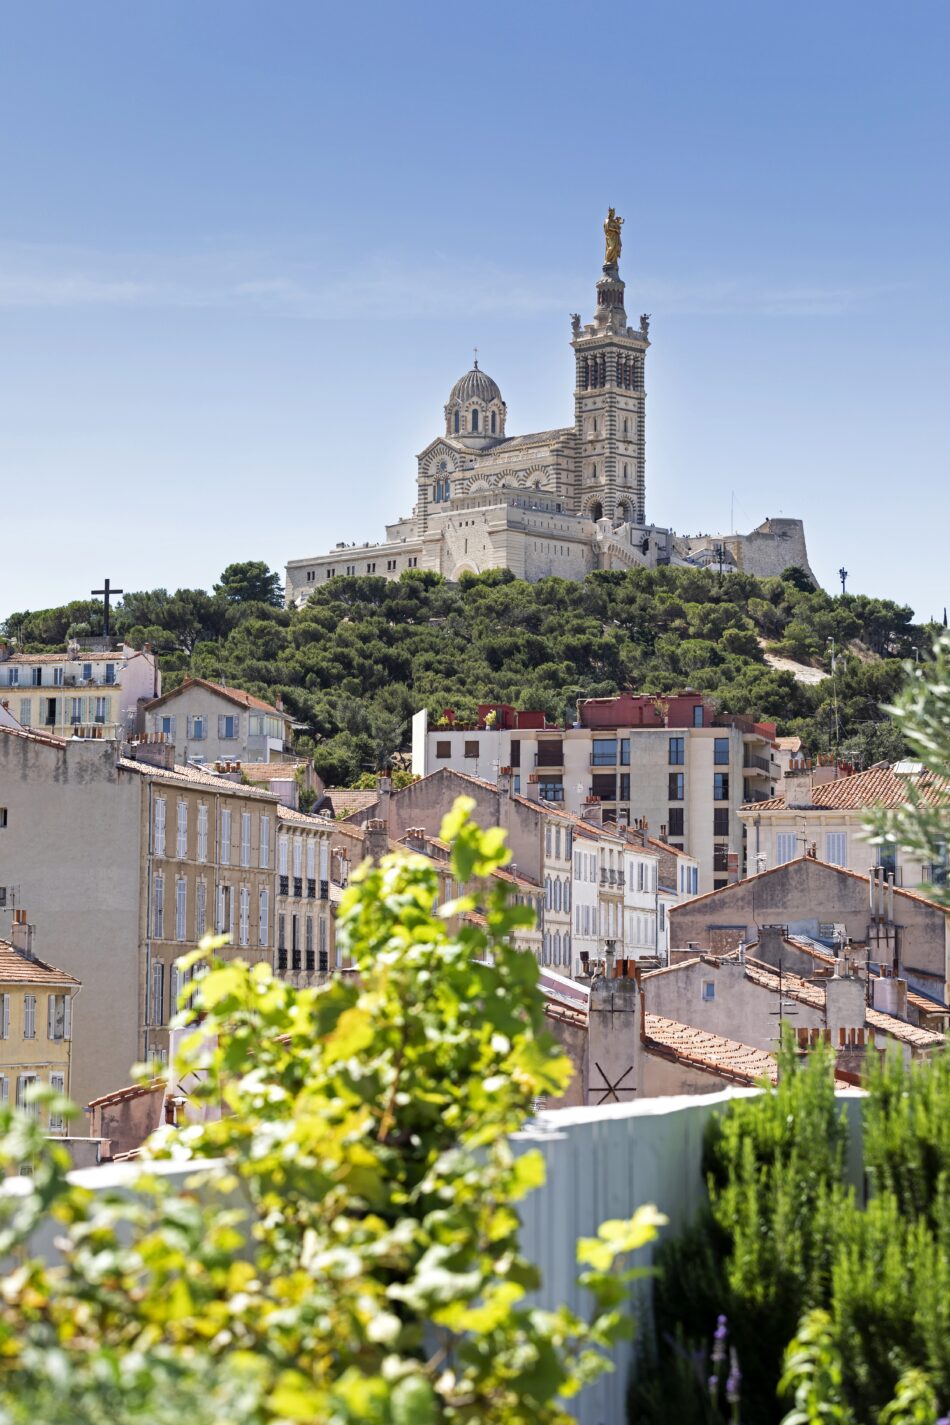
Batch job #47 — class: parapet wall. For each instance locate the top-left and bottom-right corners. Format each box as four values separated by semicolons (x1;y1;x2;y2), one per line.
676;518;817;584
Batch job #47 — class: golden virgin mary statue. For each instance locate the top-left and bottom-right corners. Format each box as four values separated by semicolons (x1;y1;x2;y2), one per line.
604;208;624;266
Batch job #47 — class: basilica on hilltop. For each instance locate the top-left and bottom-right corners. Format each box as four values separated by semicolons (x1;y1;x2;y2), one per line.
285;214;813;604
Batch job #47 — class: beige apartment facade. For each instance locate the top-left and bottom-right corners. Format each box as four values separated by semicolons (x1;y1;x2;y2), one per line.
134;755;278;1065
274;804;335;986
0;912;79;1133
144;678;292;766
0;640;160;740
0;725;282;1112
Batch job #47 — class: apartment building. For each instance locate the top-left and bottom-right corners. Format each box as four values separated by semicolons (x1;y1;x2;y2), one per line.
740;760;950;888
0;911;79;1133
0;724;282;1111
412;693;778;893
0;639;159;739
274;805;334;985
144;678;292;765
346;768;701;977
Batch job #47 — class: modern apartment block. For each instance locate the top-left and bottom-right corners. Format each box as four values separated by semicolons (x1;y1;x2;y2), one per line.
412;693;779;893
0;638;160;740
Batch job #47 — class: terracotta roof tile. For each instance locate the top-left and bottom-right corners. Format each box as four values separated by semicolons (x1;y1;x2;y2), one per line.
240;761;308;783
644;1013;779;1086
144;678;288;717
0;940;79;987
116;758;279;800
324;788;381;815
741;762;950;814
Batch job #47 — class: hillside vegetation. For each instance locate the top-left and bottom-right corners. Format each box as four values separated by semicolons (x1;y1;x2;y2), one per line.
3;561;932;785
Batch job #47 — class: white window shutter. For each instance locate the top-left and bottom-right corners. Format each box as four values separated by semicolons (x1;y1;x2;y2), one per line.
0;995;7;1039
218;714;225;737
64;996;72;1040
47;996;54;1040
0;1077;7;1105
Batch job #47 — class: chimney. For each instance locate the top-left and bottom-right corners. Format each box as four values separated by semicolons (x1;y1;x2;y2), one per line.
582;797;603;827
364;818;389;865
784;766;814;811
127;734;176;770
405;826;427;853
586;962;640;1105
496;765;511;799
525;773;540;803
10;909;34;958
871;976;909;1020
377;770;393;830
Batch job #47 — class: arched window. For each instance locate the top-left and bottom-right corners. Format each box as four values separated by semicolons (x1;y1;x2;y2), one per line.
454;410;460;433
432;484;439;502
490;410;496;434
590;500;603;522
471;409;479;432
442;479;450;500
623;463;629;481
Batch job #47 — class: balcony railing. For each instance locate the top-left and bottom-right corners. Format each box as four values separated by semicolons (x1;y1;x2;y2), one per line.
307;879;316;899
279;875;289;896
320;879;329;900
743;752;771;774
293;877;303;898
590;755;617;767
534;751;564;768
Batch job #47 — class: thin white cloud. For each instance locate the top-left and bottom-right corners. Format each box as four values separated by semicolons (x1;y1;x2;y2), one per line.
0;241;900;319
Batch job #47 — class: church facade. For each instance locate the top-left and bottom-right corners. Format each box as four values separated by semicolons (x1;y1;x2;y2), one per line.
285;221;812;605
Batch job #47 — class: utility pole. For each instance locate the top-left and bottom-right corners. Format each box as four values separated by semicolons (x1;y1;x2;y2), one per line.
827;637;840;753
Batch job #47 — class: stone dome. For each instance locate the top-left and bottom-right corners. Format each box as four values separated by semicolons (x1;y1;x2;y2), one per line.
448;362;502;406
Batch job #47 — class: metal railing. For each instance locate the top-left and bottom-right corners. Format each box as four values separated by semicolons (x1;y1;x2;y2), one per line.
743;752;771;773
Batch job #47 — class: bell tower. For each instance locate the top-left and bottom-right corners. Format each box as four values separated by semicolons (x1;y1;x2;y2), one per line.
571;211;649;526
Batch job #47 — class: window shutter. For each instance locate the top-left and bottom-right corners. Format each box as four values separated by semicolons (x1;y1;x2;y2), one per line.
63;996;72;1040
47;996;54;1039
218;714;226;737
0;1077;6;1105
0;995;7;1039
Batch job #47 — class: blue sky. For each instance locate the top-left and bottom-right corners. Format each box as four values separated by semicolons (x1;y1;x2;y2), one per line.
1;1;947;621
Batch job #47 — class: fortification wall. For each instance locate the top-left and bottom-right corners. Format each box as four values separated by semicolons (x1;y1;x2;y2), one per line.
675;518;816;584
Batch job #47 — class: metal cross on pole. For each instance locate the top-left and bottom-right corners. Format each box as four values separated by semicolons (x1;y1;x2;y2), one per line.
91;578;123;637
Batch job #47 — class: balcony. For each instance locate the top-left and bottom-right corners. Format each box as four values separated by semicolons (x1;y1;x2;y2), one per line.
293;877;303;898
534;751;564;769
320;880;329;900
743;752;771;775
279;876;289;896
307;879;316;899
50;722;122;741
590;755;617;767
